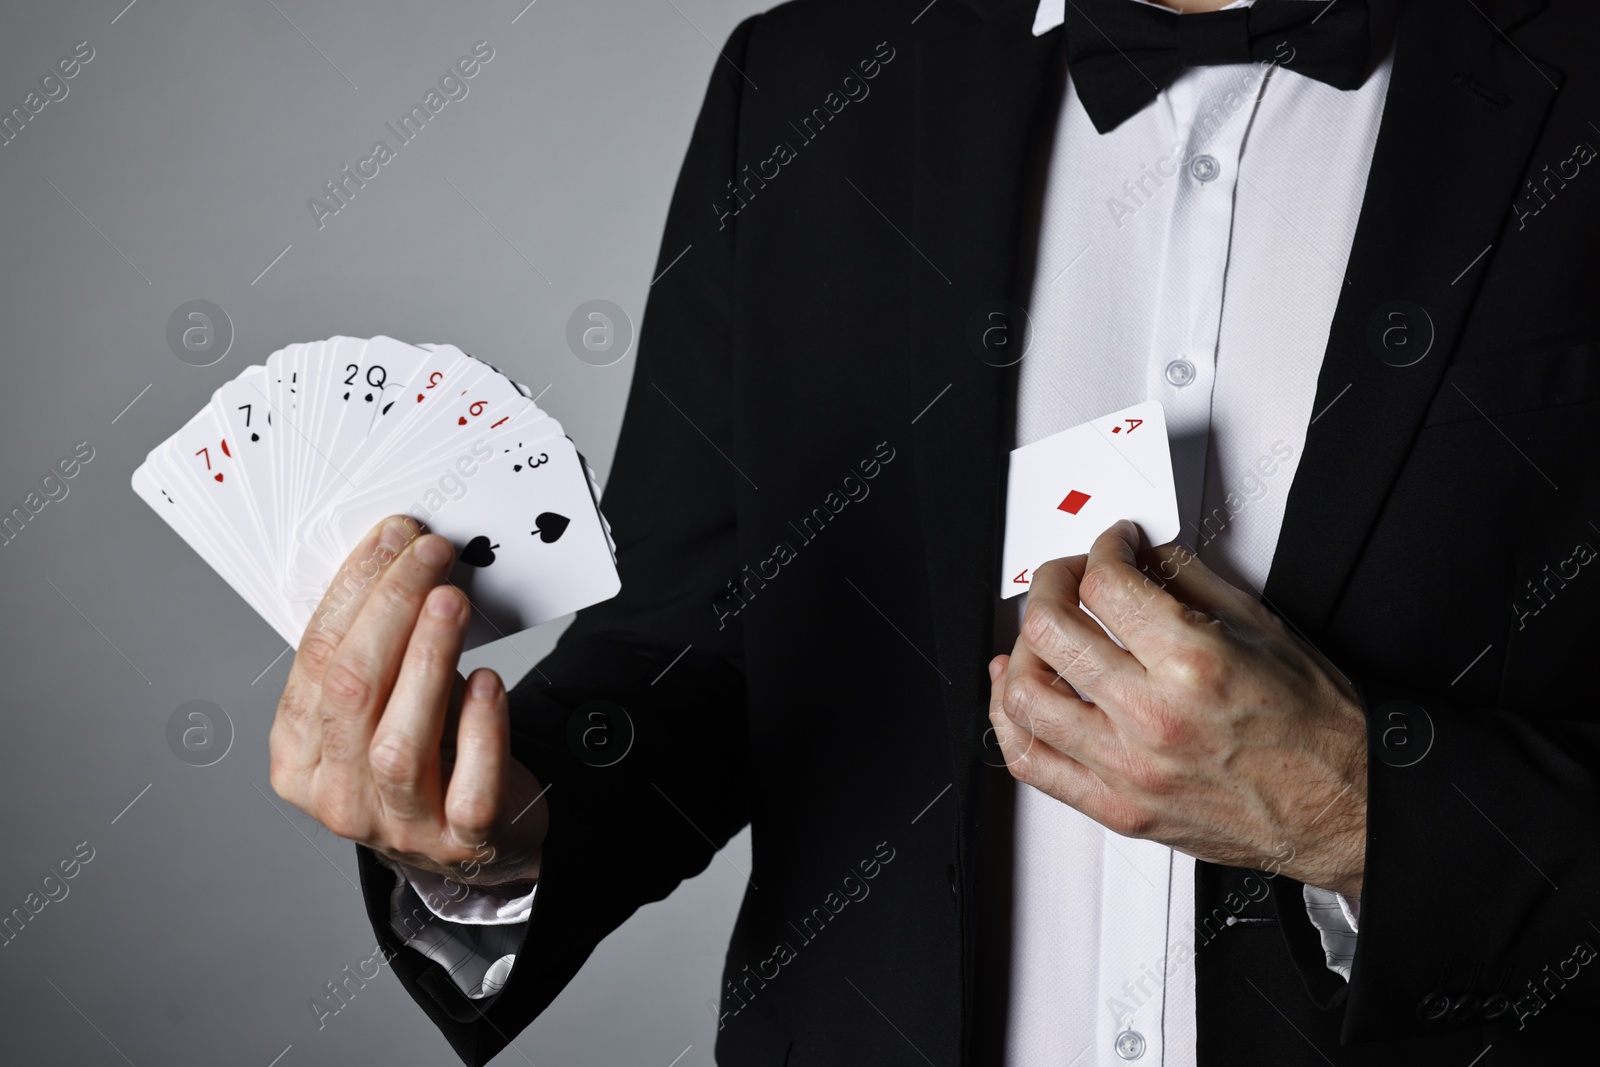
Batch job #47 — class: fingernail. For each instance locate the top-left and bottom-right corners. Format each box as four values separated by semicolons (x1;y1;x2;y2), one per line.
470;670;500;698
415;534;454;568
426;587;463;618
988;656;1006;682
379;517;412;553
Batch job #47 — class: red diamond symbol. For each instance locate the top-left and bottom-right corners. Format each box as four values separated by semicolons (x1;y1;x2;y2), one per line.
1057;489;1091;515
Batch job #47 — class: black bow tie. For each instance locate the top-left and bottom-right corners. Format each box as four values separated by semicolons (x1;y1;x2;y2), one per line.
1062;0;1372;134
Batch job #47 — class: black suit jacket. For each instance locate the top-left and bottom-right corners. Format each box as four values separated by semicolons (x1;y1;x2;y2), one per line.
357;0;1600;1062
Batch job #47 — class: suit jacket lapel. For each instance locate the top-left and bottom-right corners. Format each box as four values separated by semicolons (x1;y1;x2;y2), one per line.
905;2;1060;839
1262;0;1560;630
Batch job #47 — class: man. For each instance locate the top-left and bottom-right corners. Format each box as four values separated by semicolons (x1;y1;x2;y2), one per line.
269;0;1600;1062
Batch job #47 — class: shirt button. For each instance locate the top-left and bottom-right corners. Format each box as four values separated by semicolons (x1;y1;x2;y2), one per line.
1189;154;1219;182
1164;358;1196;387
1480;994;1512;1021
1416;991;1452;1022
1115;1029;1147;1059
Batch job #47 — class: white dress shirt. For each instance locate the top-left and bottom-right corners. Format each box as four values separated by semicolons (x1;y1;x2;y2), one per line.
1004;1;1388;1064
380;3;1390;1062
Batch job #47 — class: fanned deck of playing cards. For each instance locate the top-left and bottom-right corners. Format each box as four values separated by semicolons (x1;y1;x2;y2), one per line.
133;336;620;650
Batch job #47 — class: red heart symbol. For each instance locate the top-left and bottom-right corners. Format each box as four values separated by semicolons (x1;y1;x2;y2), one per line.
214;473;224;483
416;393;425;402
458;416;467;425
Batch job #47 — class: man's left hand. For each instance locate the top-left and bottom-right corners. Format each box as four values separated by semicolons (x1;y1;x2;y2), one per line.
989;520;1369;897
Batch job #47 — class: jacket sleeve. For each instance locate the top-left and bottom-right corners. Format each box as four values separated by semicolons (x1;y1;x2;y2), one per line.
1272;675;1600;1046
355;15;763;1064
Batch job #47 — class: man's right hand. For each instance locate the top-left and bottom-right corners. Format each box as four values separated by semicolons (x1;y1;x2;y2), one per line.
270;515;549;891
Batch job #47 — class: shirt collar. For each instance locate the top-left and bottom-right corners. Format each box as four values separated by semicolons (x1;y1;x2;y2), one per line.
1033;0;1258;37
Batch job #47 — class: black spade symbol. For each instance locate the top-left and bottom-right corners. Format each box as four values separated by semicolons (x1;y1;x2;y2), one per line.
459;535;498;567
250;432;260;442
532;512;569;544
342;391;350;400
513;463;522;472
365;392;374;402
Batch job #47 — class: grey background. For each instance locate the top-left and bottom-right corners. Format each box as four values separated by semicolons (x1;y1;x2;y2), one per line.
0;1;763;1063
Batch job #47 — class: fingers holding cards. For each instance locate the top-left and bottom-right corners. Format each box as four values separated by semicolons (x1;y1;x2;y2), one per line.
263;515;538;876
272;515;411;794
296;517;417;682
367;583;474;823
444;668;510;848
1136;539;1262;626
1018;551;1141;704
1074;520;1198;655
318;531;456;771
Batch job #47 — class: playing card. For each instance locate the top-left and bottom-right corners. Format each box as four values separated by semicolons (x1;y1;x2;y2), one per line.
132;464;300;647
439;433;621;639
1000;399;1180;598
307;429;616;645
158;404;272;581
309;336;437;496
211;366;279;570
339;344;484;485
137;417;296;644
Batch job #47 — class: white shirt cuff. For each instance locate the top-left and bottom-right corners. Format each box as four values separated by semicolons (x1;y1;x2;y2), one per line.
375;856;532;1000
1301;884;1360;981
395;860;535;925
